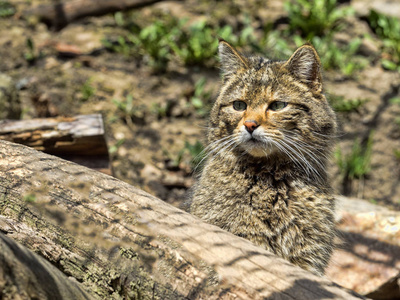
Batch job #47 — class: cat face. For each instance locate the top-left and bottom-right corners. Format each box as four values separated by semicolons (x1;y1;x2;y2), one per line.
207;41;337;175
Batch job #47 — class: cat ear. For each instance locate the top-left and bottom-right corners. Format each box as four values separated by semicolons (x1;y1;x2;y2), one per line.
283;44;322;89
218;40;249;79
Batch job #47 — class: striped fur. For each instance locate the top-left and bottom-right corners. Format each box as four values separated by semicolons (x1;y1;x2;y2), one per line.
190;41;337;275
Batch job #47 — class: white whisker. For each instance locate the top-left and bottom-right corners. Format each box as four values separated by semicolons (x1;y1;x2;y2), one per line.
193;134;239;171
274;137;322;182
281;138;323;180
281;133;330;173
196;126;330;185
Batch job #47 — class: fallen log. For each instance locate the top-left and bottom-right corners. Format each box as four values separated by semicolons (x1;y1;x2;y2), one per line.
0;232;96;300
0;140;364;299
0;114;111;174
23;0;165;30
328;196;400;299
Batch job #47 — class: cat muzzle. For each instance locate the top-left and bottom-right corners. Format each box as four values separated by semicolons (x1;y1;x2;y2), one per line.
244;120;259;134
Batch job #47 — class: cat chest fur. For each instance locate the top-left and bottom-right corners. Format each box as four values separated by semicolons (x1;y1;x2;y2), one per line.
191;163;335;275
193;165;325;239
211;170;294;235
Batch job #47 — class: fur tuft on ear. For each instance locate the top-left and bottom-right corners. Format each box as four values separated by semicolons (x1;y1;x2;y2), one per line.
218;40;249;79
283;44;322;89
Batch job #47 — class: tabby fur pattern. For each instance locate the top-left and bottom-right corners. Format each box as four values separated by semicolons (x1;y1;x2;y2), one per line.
189;41;337;276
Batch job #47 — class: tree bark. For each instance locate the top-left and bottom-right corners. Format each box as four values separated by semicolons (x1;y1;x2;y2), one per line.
0;232;96;299
23;0;165;30
0;114;111;174
0;140;364;299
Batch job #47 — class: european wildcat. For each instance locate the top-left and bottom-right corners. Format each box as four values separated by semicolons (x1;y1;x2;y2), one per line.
189;40;337;276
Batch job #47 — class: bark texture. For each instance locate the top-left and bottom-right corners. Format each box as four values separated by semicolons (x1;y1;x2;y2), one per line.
0;140;364;299
0;232;95;299
0;114;111;174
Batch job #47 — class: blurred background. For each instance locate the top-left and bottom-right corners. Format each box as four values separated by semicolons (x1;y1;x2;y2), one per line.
0;0;400;297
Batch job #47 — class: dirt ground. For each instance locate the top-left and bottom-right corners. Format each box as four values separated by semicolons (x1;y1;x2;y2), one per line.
1;0;400;212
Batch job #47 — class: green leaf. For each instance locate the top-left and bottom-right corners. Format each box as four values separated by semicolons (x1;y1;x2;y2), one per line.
389;97;400;104
0;1;15;17
191;97;203;109
114;12;124;27
382;59;398;70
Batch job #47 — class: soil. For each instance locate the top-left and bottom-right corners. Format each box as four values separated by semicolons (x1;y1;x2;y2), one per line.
1;0;400;212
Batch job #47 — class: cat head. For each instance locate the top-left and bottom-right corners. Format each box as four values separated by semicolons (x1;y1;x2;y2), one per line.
207;41;337;176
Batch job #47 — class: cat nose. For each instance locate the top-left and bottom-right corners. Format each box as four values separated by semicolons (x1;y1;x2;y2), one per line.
244;120;259;134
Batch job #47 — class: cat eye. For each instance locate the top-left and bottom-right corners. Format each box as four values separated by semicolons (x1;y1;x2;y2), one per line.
233;100;247;111
269;101;288;111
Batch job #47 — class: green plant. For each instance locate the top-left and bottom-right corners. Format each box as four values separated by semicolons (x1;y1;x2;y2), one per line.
104;13;259;69
368;10;400;71
189;77;213;117
151;102;168;119
103;14;178;72
395;117;400;127
164;147;184;169
114;11;125;27
254;26;294;59
390;96;400;105
335;133;374;181
109;138;125;154
151;99;176;119
113;94;146;127
329;95;368;112
218;15;258;49
297;35;367;76
23;193;37;203
184;140;205;169
24;38;36;64
102;35;137;57
390;97;400;127
267;0;365;76
394;149;400;160
285;0;353;39
169;18;256;66
169;19;220;65
128;19;177;72
81;79;95;101
0;0;15;18
164;140;205;170
113;94;134;115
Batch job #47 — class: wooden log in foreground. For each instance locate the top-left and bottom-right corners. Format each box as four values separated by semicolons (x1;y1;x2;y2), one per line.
0;232;95;299
0;114;111;174
0;140;364;299
23;0;165;30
